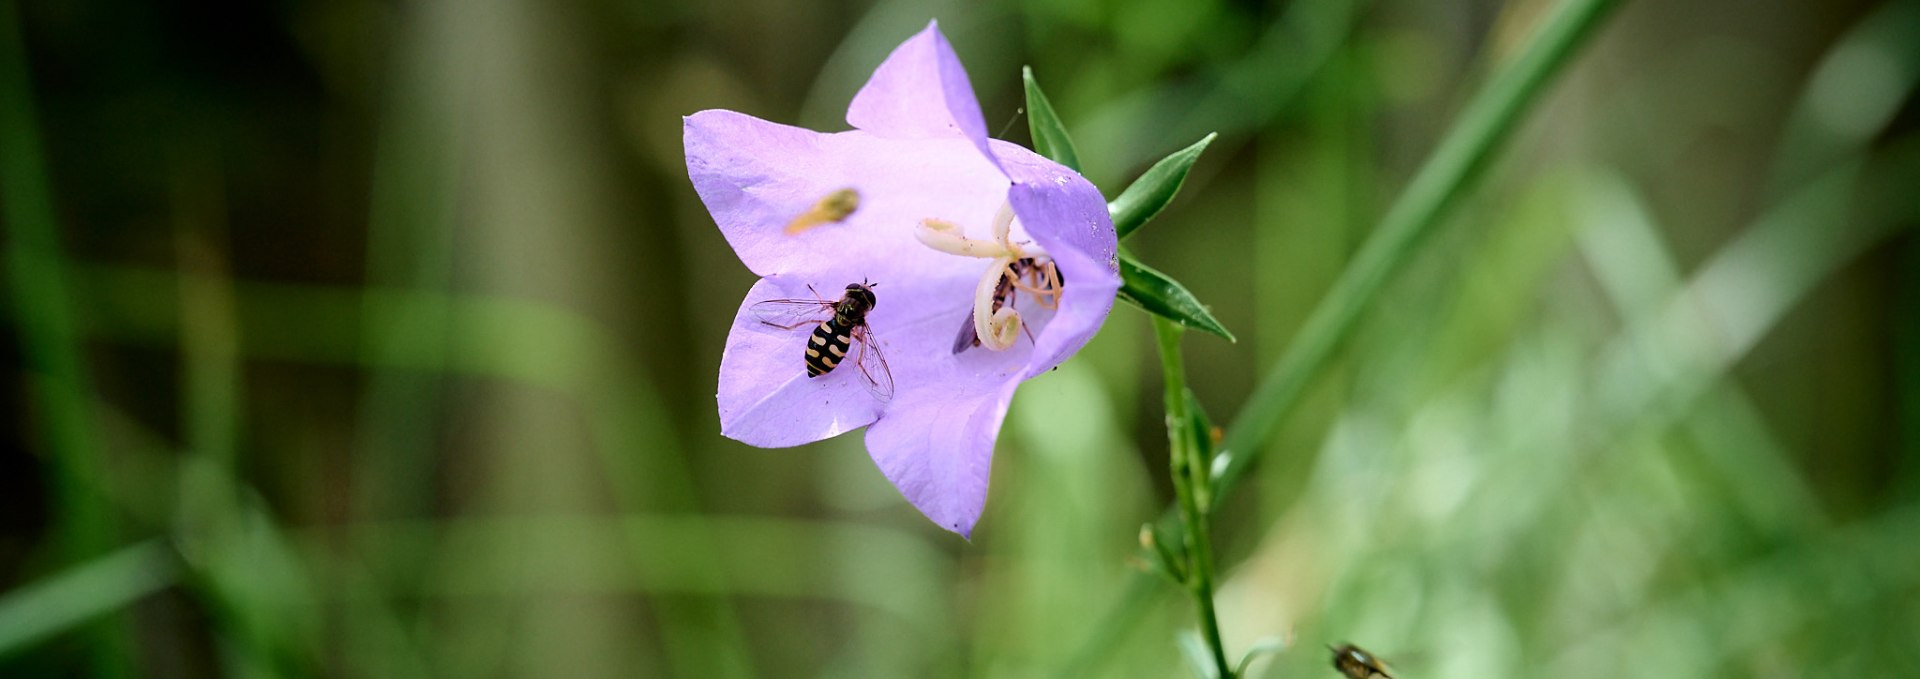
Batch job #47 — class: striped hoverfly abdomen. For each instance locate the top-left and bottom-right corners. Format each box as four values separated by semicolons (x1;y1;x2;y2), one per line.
752;281;893;400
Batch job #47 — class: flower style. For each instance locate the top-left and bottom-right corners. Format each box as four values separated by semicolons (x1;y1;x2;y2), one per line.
684;21;1119;537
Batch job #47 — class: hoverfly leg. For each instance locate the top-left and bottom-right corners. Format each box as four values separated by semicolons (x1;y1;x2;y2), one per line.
1006;285;1038;345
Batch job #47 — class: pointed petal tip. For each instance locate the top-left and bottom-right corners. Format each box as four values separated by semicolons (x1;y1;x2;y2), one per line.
863;381;1013;541
845;20;1003;175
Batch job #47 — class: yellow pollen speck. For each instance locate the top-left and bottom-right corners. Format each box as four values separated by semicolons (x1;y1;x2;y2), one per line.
785;188;860;235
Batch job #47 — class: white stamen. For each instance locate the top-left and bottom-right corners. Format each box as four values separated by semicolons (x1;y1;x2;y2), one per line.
974;257;1021;351
916;218;1014;258
991;201;1015;245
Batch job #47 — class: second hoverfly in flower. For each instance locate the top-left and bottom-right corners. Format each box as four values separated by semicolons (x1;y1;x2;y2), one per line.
917;201;1065;354
951;256;1063;354
752;281;894;400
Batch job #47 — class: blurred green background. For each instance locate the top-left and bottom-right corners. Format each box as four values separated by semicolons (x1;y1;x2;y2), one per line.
2;0;1916;676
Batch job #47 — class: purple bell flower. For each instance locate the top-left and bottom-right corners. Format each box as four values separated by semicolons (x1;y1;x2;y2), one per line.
684;21;1119;537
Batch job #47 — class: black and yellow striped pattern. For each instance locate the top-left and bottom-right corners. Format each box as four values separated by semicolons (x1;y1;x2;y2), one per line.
805;319;854;377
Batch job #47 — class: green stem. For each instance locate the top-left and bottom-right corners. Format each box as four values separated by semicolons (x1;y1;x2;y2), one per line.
1153;317;1232;679
1214;0;1624;507
1067;0;1626;673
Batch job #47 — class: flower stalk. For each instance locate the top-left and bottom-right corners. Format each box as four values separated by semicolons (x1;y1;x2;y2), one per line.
1153;316;1232;679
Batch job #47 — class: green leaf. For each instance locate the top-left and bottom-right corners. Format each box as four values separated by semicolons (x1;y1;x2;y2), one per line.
1118;253;1235;342
1176;630;1221;679
1109;133;1217;239
1185;390;1218;507
1022;66;1081;172
1186;390;1215;462
1138;522;1188;585
1234;637;1291;678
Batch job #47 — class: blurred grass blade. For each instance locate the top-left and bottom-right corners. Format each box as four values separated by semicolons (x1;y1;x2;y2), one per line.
1075;0;1367;174
0;540;176;658
1;4;134;673
1768;0;1920;191
1111;133;1217;239
1064;0;1625;673
0;0;115;556
1119;253;1235;342
1024;66;1081;172
1213;0;1624;502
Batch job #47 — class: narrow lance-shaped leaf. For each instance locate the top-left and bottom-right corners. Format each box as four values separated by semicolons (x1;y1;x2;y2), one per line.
1117;253;1235;342
1185;389;1218;508
1177;630;1222;679
1022;66;1081;172
1139;521;1188;585
1234;638;1292;678
1110;133;1216;239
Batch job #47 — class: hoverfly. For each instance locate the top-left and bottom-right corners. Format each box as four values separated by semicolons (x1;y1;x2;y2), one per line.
1329;643;1394;679
752;281;894;400
784;188;860;235
951;256;1065;354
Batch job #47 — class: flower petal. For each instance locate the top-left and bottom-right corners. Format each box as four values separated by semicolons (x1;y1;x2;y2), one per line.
718;277;886;447
863;377;1018;538
991;141;1121;377
686;111;1008;283
685;110;827;278
846;20;1003;174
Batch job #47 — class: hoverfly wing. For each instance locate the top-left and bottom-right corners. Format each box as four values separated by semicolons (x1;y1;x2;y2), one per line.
851;325;895;401
951;312;981;354
750;297;833;330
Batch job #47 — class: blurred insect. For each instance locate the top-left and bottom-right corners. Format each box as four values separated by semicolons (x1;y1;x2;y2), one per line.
1329;643;1394;679
951;256;1064;354
753;281;893;400
784;187;861;235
